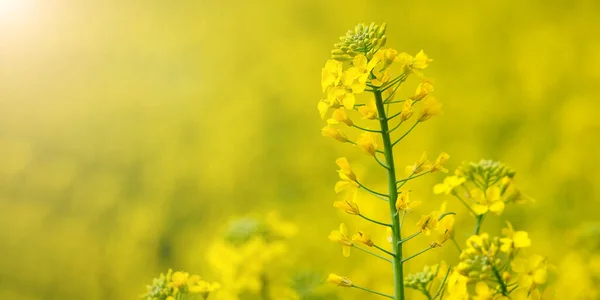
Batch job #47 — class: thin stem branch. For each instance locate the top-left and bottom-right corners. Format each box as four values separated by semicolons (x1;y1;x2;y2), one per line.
474;213;486;235
356;180;389;200
398;231;420;244
359;214;392;227
396;171;430;186
388;119;404;134
451;237;462;253
491;265;509;296
352;285;394;299
453;193;478;216
431;267;452;300
353;245;392;263
353;124;382;133
375;154;390;170
402;246;434;263
392;121;419;147
374;244;396;257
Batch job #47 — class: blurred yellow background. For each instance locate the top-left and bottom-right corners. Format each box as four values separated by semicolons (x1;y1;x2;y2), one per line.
1;0;599;299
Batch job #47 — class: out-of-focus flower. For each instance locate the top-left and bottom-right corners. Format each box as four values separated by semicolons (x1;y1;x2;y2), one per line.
356;132;378;156
329;223;353;257
322;126;348;143
327;274;353;287
471;186;505;215
352;231;374;247
434;175;466;195
418;97;443;122
417;214;439;236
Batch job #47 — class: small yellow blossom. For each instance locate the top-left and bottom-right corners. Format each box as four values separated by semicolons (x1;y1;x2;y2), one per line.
327;85;356;110
358;99;378;120
400;99;414;122
334;180;358;193
394;52;414;73
446;271;469;300
352;231;374;247
321;59;343;92
336;157;356;181
327;273;353;287
187;275;221;294
500;230;531;253
327;108;353;126
411;80;434;101
395;190;421;211
412;50;432;70
356;132;378;156
512;254;548;291
433;214;455;247
344;54;378;93
405;152;430;175
429;152;450;173
170;271;189;288
416;214;439;236
371;68;391;87
318;100;330;119
383;48;399;67
322;126;348;143
471;186;505;215
418;96;443;122
473;282;493;300
333;189;360;215
358;99;377;120
329;223;353;257
433;175;465;195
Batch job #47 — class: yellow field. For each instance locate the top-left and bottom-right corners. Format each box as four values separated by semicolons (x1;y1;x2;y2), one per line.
1;1;599;299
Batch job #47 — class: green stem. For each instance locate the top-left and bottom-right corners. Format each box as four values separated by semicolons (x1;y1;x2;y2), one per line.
431;267;452;300
353;245;392;263
474;213;486;235
374;89;405;300
453;193;478;216
451;237;462;253
401;246;434;263
375;154;390;170
359;213;392;227
491;265;509;296
352;285;394;299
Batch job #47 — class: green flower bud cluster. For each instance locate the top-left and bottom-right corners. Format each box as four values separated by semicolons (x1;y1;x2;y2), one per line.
404;264;440;290
331;22;387;61
143;269;174;300
457;159;516;189
457;235;504;280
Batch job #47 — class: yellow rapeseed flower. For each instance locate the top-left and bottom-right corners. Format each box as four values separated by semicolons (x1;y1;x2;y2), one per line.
321;59;343;92
400;99;414;122
432;214;455;247
327;85;356;110
511;255;548;292
471;186;505;215
327;273;353;287
416;214;439;236
405;152;430;175
418;96;443;122
318;100;330;119
412;50;432;70
352;231;374;247
329;223;353;257
322;126;348;143
170;271;189;288
336;157;356;181
356;132;378;156
412;80;435;101
500;230;531;253
433;175;466;195
358;99;378;120
395;189;421;211
429;152;450;173
333;189;360;215
327;108;353;126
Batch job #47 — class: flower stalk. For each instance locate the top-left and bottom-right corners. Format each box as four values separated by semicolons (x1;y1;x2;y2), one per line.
374;88;406;299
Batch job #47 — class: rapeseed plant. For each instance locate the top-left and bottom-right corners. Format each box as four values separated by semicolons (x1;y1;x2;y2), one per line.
319;23;551;300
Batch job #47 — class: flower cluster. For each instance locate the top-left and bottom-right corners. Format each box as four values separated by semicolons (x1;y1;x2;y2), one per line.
317;22;550;300
320;22;457;300
142;269;220;300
